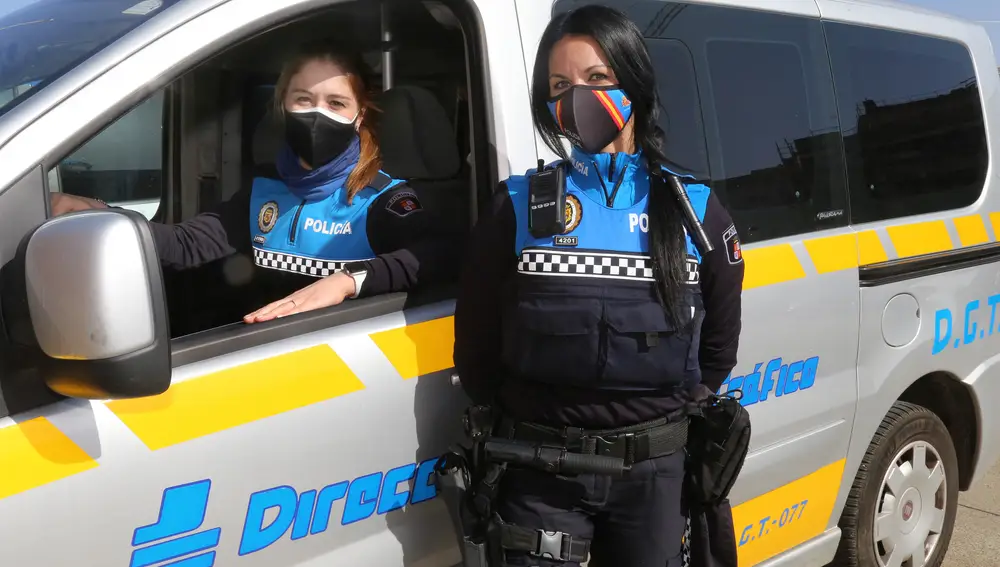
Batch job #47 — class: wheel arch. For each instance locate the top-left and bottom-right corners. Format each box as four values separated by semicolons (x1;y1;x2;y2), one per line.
897;371;978;491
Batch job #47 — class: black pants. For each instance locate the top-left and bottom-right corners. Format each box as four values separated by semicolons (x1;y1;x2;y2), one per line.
494;450;688;567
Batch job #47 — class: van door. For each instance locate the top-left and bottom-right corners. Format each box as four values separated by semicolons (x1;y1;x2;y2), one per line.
539;2;860;565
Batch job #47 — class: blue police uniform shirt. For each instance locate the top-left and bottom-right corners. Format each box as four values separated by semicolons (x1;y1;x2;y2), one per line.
502;146;710;392
248;173;404;278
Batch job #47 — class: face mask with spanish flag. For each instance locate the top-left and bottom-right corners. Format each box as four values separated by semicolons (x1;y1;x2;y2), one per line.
547;85;634;154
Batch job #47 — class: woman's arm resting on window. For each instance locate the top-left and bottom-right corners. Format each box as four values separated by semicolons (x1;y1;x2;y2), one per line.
242;184;462;324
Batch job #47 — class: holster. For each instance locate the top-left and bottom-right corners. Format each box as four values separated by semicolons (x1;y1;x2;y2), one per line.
433;406;504;567
686;389;752;507
435;448;490;567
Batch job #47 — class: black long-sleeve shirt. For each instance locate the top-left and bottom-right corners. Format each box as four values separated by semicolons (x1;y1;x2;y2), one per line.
453;187;744;428
148;176;456;315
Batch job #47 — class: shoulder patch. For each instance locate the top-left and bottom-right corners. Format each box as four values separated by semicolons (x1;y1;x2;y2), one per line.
723;223;742;265
385;191;424;218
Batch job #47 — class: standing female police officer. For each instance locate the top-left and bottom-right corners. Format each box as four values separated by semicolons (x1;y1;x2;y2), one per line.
453;5;744;566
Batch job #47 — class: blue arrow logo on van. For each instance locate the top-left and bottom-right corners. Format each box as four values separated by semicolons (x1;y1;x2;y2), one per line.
129;479;221;567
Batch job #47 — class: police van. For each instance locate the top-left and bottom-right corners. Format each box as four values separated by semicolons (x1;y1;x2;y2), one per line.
0;0;997;566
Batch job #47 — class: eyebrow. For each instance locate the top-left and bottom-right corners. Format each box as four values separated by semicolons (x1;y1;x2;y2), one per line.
290;88;350;100
549;64;610;79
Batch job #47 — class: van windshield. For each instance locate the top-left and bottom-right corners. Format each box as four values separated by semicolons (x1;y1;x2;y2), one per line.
0;0;180;118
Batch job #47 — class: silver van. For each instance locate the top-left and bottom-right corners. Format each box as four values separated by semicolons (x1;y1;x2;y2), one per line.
1;1;998;566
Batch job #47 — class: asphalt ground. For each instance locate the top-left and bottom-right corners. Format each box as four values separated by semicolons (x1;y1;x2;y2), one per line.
943;459;1000;566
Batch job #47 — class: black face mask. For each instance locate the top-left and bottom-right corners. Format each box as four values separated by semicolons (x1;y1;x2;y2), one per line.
284;107;359;168
546;85;634;154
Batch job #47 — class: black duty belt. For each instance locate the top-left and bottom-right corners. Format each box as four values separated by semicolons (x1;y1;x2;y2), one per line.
495;416;689;466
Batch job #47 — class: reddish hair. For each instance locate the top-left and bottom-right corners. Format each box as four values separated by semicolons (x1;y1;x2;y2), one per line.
274;41;381;204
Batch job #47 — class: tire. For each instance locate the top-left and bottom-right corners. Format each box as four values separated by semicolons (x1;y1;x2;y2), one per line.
832;401;959;567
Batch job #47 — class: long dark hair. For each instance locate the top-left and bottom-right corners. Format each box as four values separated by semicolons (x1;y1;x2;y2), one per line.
530;5;690;325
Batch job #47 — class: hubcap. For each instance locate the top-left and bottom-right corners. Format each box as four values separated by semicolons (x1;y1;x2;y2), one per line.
873;440;947;567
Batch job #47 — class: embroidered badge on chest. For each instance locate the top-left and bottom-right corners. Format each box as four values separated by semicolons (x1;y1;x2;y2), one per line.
564;194;583;233
258;201;279;234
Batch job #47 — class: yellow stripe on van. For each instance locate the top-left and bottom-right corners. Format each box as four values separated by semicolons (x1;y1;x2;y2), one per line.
953;214;991;247
857;230;889;266
0;418;98;500
732;459;846;567
803;234;857;274
886;220;953;258
107;345;364;451
741;244;806;290
370;316;456;380
988;212;1000;242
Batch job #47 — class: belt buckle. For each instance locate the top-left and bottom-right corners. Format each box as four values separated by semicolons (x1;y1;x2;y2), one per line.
533;530;566;560
594;432;634;460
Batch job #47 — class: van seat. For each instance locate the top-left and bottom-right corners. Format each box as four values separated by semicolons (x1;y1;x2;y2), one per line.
374;84;468;236
375;85;460;180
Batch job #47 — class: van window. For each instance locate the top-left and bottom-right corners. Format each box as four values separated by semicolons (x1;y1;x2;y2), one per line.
646;39;709;180
825;23;988;225
38;0;477;340
53;92;165;219
555;1;849;244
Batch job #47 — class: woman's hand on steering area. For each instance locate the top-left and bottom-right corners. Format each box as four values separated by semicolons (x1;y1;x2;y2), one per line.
243;271;357;324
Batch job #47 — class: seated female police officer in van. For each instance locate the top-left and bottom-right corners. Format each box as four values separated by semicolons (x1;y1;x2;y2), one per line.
50;41;453;324
453;5;744;566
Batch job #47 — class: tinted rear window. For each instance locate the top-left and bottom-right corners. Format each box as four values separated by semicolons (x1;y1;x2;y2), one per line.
825;23;988;224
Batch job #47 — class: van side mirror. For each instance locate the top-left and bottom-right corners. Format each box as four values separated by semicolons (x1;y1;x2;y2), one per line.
2;208;171;399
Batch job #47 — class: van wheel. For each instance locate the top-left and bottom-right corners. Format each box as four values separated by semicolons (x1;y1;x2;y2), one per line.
833;401;958;567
